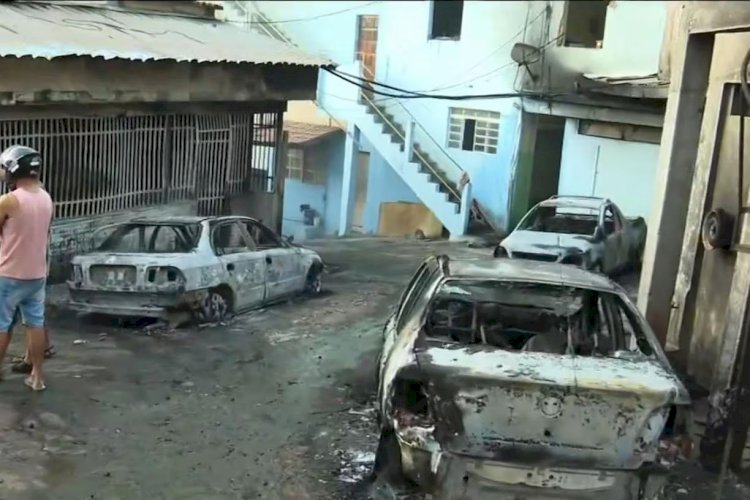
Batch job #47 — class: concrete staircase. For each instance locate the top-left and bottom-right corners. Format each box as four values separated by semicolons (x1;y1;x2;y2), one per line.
241;1;472;237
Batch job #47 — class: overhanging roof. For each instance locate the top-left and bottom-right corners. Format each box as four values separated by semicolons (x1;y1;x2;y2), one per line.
0;1;332;67
285;121;343;146
576;73;669;100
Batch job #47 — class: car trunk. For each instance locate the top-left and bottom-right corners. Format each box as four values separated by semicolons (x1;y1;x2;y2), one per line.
80;254;188;289
408;345;685;470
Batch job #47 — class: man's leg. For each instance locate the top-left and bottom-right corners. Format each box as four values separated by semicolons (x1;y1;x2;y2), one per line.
19;279;46;391
0;279;19;379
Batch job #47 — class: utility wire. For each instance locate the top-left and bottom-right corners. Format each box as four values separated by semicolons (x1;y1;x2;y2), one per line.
324;68;566;101
238;1;382;25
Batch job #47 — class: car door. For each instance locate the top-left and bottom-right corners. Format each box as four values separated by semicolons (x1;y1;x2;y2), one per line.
601;204;625;274
210;221;266;311
242;219;305;301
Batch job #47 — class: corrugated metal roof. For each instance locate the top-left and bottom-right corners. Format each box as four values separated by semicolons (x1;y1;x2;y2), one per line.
0;2;332;66
284;121;342;145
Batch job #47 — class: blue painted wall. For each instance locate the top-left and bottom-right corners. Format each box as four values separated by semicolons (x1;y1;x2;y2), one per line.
281;134;346;240
358;135;420;234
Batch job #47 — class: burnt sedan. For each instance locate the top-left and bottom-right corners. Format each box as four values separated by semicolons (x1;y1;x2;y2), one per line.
67;216;324;323
494;196;647;275
375;256;691;499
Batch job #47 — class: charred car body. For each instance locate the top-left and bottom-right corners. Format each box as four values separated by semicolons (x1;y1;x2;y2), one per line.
494;196;647;275
375;256;690;499
67;216;324;322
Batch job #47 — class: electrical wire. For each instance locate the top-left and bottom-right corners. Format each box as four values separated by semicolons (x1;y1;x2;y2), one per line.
324;67;566;101
86;1;381;25
237;1;382;25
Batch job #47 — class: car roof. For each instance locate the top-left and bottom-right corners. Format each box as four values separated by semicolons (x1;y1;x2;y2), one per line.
128;215;262;225
443;257;619;292
537;196;609;211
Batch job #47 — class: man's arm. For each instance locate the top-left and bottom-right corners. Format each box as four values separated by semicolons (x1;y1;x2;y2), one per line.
0;193;19;227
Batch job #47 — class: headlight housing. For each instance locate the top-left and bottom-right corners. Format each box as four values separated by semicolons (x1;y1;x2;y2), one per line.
493;246;508;258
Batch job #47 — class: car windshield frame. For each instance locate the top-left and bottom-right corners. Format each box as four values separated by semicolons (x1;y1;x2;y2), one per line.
516;203;601;236
95;222;201;254
420;278;657;359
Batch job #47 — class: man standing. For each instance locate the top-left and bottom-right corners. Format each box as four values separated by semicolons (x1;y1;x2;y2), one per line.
0;145;53;391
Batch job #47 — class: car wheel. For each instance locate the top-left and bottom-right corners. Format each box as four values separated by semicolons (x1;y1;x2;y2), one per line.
304;265;323;295
197;288;229;323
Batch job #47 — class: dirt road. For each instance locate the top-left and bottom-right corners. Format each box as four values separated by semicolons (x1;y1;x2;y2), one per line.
0;238;741;500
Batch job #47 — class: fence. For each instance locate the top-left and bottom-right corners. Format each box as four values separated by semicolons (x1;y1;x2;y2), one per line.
0;110;282;219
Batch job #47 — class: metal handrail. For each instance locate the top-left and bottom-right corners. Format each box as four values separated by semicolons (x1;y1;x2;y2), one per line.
360;66;465;175
358;67;462;201
358;88;461;201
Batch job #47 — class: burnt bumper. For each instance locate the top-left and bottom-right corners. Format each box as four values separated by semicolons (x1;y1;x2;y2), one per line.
396;437;667;500
67;288;205;319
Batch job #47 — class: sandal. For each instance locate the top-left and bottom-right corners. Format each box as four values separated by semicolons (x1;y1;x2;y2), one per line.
11;361;31;374
24;377;46;392
44;346;55;359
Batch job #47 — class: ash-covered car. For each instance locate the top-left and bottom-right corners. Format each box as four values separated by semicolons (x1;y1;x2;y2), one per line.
67;216;324;322
495;196;647;275
374;255;691;499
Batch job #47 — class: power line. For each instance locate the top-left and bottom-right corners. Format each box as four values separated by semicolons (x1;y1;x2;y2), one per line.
424;7;547;92
324;67;567;101
229;1;381;25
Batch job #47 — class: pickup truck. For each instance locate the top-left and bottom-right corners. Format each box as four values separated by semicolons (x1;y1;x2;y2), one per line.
494;195;647;275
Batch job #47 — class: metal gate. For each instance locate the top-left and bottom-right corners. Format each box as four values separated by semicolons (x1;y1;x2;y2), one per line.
0;110;282;220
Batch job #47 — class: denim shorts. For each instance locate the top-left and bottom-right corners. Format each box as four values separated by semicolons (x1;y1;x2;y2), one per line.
0;277;45;331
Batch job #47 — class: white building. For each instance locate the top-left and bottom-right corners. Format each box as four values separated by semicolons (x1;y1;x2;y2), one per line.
226;0;668;238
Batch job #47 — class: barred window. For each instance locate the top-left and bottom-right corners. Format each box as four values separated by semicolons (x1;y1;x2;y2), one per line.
447;108;500;154
287;148;304;181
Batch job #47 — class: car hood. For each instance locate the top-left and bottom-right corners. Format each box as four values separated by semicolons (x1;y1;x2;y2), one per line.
502;231;594;256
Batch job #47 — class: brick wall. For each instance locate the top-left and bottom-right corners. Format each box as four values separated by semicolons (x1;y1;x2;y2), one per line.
48;201;197;282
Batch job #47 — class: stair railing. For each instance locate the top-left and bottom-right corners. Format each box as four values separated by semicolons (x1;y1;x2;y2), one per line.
358;65;464;202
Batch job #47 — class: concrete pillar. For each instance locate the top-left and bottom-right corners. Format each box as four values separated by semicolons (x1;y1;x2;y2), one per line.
338;123;359;236
637;30;714;347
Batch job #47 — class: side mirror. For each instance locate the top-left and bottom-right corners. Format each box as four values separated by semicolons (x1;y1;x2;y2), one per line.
287;235;295;244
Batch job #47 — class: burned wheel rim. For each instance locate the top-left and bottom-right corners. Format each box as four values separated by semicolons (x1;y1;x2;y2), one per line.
199;291;228;323
305;269;322;295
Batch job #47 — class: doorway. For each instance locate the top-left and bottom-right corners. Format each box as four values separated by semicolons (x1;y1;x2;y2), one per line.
356;15;379;83
509;113;565;228
352;151;370;233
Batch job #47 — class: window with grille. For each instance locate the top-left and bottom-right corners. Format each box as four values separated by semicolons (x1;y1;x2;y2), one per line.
447;108;500;154
286;148;325;185
287;148;304;181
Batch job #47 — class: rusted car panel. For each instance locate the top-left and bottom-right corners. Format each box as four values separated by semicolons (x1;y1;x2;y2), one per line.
375;257;689;499
67;216;323;321
495;196;647;275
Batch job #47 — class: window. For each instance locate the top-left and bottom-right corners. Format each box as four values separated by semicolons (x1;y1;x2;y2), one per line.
447;108;500;153
286;148;304;181
578;120;662;145
245;220;282;249
561;1;608;48
286;148;325;185
212;222;253;255
429;0;463;40
96;224;199;253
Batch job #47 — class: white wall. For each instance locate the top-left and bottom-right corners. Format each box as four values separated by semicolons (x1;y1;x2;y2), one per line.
543;1;668;88
557;119;660;220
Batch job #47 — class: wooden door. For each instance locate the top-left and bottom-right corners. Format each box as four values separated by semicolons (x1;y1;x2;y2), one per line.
352;152;370;233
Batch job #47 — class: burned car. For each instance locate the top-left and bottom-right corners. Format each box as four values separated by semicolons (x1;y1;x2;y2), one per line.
495;196;647;275
375;256;690;499
67;216;324;322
